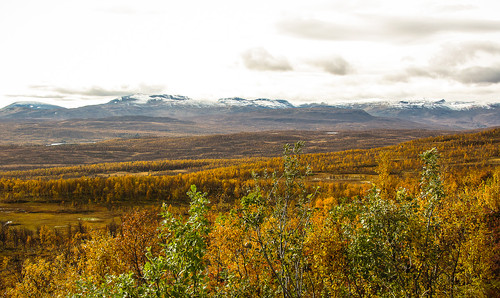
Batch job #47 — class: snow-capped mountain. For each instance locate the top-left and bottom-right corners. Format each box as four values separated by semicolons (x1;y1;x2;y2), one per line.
327;99;494;111
0;95;498;129
327;99;499;129
109;94;191;105
391;99;490;110
107;94;295;109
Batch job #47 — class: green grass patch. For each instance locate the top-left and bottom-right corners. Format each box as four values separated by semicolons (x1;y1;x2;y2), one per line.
0;202;121;231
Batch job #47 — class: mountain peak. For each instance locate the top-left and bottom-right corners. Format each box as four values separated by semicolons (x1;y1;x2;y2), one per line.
3;101;64;110
109;94;190;105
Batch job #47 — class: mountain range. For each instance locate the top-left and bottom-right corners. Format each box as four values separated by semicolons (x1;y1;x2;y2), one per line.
0;94;498;145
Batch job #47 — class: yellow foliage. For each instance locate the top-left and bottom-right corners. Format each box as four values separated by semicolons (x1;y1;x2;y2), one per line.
77;230;126;283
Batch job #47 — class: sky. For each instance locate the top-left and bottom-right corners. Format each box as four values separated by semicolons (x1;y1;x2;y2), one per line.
1;0;500;108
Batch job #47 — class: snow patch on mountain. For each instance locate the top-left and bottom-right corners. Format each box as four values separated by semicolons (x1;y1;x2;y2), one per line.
391;99;491;110
329;99;493;110
217;97;294;109
109;94;190;105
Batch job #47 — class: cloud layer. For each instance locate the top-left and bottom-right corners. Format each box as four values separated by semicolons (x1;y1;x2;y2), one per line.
386;41;500;85
47;84;167;97
2;0;500;107
277;15;500;43
8;84;169;104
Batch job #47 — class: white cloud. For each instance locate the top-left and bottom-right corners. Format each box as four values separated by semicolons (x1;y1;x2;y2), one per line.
455;66;500;84
386;41;500;86
241;48;293;72
25;84;167;99
277;15;500;43
430;41;500;67
45;84;167;97
308;56;353;75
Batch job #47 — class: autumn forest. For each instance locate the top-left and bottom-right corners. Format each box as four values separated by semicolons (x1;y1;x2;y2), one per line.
0;128;499;297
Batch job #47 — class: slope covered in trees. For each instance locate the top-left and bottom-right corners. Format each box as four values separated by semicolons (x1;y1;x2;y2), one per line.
0;128;498;296
0;128;497;205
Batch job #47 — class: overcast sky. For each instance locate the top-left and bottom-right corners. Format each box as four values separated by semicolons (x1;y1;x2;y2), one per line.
1;0;500;108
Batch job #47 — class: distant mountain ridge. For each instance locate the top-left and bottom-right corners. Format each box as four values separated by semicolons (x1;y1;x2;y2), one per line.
334;100;500;129
3;101;65;110
1;94;499;130
4;94;497;111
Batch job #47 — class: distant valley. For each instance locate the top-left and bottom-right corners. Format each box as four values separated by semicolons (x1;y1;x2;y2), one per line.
0;129;456;170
